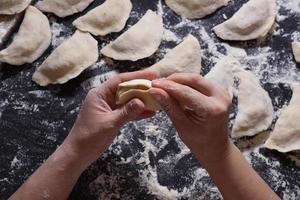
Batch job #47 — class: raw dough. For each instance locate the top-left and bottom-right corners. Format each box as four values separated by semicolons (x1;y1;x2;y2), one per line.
101;10;163;61
292;42;300;63
213;0;277;41
265;86;300;152
166;0;230;19
32;31;98;86
36;0;94;18
73;0;132;36
146;35;202;77
0;0;31;15
116;79;161;111
232;70;274;138
0;6;51;66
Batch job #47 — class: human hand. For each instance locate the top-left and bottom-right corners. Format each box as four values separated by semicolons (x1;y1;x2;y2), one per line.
63;71;158;166
149;73;232;164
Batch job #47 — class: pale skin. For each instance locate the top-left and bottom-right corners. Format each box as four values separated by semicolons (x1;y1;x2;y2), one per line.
9;71;280;200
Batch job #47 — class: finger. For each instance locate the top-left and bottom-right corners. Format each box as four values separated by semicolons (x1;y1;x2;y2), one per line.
167;73;218;97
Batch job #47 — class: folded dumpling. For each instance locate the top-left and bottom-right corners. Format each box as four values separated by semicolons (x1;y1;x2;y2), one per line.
0;6;51;66
146;35;202;77
166;0;230;19
213;0;277;41
101;10;163;61
0;0;31;15
292;42;300;63
32;31;98;86
265;86;300;152
73;0;132;36
36;0;95;17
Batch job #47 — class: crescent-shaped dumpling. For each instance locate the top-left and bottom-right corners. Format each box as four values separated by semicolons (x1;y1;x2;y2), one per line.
0;0;31;15
32;31;98;86
292;42;300;63
116;79;161;111
265;86;300;152
213;0;277;41
0;6;51;66
73;0;132;36
146;35;202;77
166;0;230;19
36;0;95;18
101;10;163;61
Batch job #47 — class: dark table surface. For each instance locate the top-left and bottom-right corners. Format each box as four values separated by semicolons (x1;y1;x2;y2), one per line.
1;0;300;199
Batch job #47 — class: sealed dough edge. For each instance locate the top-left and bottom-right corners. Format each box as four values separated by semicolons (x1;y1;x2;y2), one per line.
116;79;161;111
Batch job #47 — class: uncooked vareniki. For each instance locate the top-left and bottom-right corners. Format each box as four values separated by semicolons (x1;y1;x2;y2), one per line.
292;42;300;63
265;86;300;152
146;35;201;77
73;0;132;36
213;0;277;41
0;6;51;66
166;0;230;19
232;70;274;138
101;10;163;61
116;79;161;111
32;31;98;86
36;0;95;17
0;0;31;15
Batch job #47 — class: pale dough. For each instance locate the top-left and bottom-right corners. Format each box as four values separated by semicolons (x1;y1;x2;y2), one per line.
32;31;98;86
0;6;51;66
0;0;31;15
116;79;161;111
73;0;132;36
213;0;277;41
292;42;300;63
146;34;202;77
101;10;163;61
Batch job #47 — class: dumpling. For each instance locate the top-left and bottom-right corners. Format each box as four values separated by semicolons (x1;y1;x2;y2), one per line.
36;0;95;18
265;86;300;152
0;0;31;15
165;0;230;19
213;0;277;41
0;14;23;48
101;10;163;61
32;31;98;86
146;35;202;77
116;79;161;111
0;6;51;66
232;70;274;138
73;0;132;36
292;42;300;63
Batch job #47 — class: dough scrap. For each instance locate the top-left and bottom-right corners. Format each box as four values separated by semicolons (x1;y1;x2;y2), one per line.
0;6;51;66
0;0;31;15
32;31;98;86
292;42;300;63
232;70;274;138
101;10;163;61
265;86;300;152
146;35;202;77
116;79;161;111
213;0;277;41
73;0;132;36
166;0;230;19
36;0;95;17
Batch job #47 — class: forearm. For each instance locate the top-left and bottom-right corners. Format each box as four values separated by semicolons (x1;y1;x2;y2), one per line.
200;143;280;200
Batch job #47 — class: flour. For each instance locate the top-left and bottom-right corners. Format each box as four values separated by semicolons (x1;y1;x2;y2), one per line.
49;17;71;48
278;0;300;14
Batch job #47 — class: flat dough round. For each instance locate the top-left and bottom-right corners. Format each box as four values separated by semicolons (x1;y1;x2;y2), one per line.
0;0;31;15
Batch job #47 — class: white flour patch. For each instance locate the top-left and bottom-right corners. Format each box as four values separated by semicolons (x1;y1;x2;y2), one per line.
81;70;119;91
278;0;300;14
49;18;71;48
163;29;180;43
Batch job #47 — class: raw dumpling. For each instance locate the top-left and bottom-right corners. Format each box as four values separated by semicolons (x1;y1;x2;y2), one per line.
0;14;23;48
0;0;31;15
116;79;161;111
36;0;95;17
265;86;300;152
232;70;274;138
146;35;202;77
213;0;277;41
101;10;163;61
166;0;230;19
292;42;300;63
73;0;132;36
0;6;51;66
32;31;98;86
